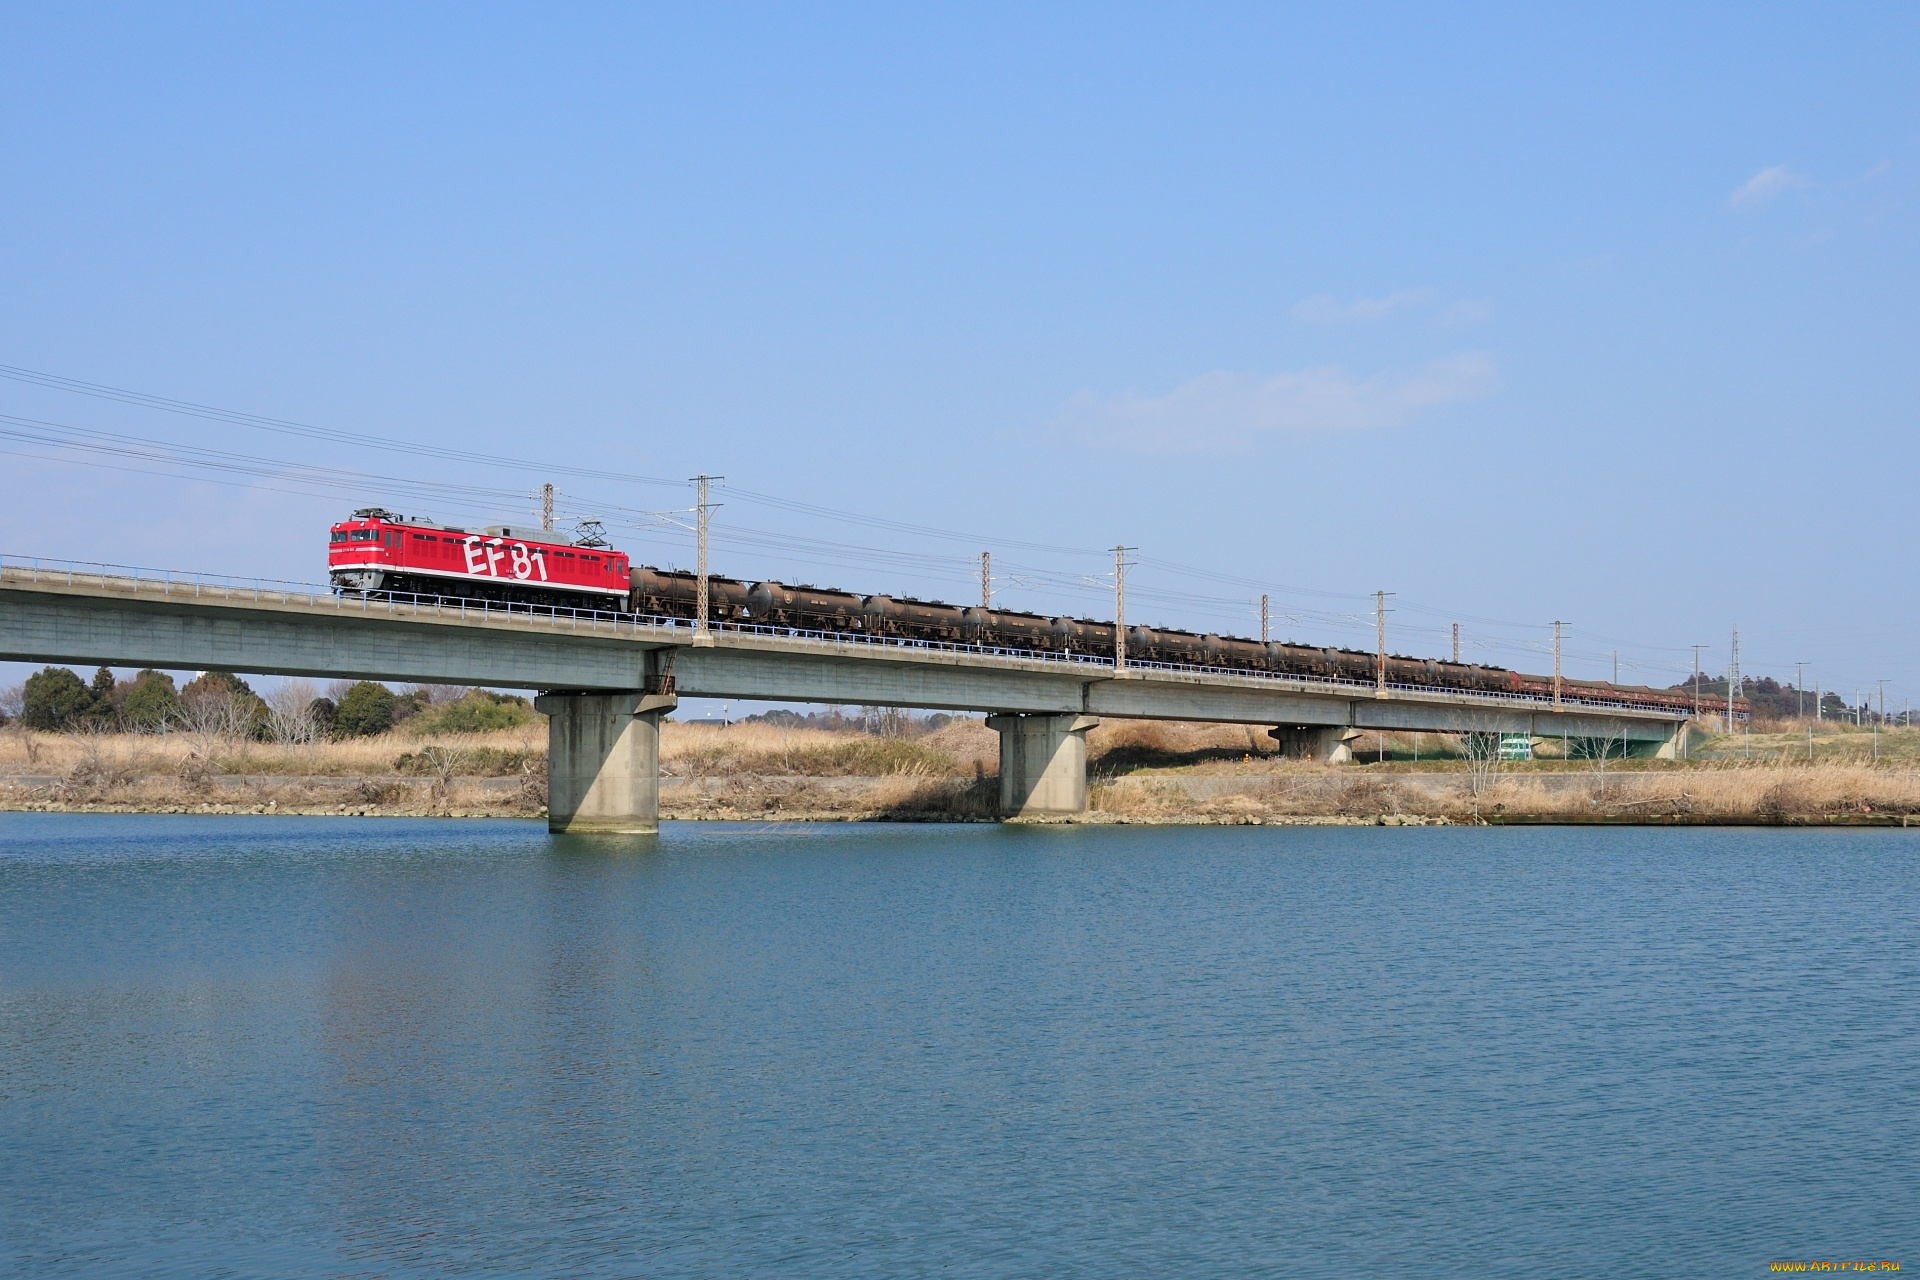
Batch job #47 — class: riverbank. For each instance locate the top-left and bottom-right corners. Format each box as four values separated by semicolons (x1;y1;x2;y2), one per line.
5;718;1919;825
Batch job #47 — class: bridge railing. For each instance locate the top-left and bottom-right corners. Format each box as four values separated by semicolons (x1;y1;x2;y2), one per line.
2;552;1686;719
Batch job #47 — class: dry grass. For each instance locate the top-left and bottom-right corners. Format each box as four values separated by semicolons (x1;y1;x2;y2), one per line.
8;715;1920;824
658;719;992;778
0;723;545;779
1088;759;1920;823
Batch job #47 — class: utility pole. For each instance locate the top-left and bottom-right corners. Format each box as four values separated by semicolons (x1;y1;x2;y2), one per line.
541;482;554;532
980;552;991;610
1374;591;1392;698
1728;625;1740;735
1113;546;1134;673
1795;662;1807;719
1612;650;1619;684
1452;623;1460;665
1691;645;1707;723
1877;679;1887;726
1261;593;1270;645
691;474;722;643
1552;621;1564;711
1816;682;1822;721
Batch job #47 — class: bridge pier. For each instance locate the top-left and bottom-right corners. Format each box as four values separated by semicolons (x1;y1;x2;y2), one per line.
986;713;1099;819
1650;722;1690;760
534;691;679;834
1268;724;1362;763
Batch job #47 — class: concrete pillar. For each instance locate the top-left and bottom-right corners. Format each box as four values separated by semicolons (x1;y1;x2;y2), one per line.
533;691;678;834
1267;724;1362;763
1650;722;1690;761
985;713;1099;819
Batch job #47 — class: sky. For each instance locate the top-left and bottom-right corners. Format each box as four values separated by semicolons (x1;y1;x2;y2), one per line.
2;4;1917;711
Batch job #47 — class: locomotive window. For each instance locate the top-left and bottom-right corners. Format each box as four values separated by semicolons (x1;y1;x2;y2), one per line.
349;529;375;541
330;531;348;543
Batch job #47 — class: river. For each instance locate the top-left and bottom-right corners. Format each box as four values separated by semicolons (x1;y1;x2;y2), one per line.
2;814;1914;1276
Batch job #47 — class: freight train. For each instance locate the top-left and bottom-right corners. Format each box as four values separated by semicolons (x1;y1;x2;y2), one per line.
329;510;1717;714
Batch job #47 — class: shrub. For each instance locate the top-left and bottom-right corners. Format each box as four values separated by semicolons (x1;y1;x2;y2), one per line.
120;670;181;729
308;697;338;738
334;682;398;737
408;690;538;736
394;746;538;776
22;667;105;731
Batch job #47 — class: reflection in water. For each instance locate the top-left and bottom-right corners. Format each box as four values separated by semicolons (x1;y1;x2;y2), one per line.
2;815;1917;1275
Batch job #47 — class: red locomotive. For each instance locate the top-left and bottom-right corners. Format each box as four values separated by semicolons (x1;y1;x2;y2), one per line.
328;508;630;610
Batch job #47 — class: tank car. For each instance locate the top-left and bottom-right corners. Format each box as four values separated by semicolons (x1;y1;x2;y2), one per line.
612;558;1728;715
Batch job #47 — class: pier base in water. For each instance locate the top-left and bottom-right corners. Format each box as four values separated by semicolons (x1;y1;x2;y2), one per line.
535;691;678;834
987;713;1099;819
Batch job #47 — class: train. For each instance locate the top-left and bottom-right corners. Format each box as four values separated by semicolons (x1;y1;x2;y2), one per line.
329;509;1720;714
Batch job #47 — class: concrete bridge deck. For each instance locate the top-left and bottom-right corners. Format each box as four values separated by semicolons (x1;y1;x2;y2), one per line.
1;560;1689;831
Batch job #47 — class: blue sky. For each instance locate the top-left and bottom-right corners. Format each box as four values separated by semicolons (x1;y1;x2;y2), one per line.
2;4;1916;708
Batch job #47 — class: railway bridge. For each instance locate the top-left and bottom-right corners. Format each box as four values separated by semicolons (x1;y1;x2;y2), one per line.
0;560;1691;832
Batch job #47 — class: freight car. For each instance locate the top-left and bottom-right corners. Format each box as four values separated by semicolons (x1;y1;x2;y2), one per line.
624;564;1716;715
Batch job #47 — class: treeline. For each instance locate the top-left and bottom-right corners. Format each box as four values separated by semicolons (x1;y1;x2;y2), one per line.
1668;676;1863;722
0;666;538;740
743;707;965;736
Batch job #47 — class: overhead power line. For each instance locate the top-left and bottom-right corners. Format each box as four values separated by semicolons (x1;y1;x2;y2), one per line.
2;359;1858;687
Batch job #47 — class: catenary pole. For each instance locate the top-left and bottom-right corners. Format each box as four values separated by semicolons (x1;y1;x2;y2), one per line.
980;552;991;610
1552;621;1564;711
1452;623;1460;665
1113;546;1134;672
691;474;723;641
1728;625;1740;735
1692;644;1707;723
1375;591;1392;698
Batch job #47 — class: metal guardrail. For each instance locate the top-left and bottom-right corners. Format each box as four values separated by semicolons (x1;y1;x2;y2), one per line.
1;552;1686;719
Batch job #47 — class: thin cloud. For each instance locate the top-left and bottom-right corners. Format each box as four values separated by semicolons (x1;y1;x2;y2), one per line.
1058;352;1499;450
1292;289;1432;324
1731;165;1809;206
1440;298;1493;328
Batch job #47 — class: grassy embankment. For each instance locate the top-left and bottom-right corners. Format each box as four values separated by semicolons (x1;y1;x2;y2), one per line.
4;716;1917;824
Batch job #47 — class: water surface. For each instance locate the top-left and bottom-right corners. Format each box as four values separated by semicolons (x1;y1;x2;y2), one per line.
2;815;1915;1276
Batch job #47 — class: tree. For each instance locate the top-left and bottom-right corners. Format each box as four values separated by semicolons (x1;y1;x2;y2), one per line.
120;670;181;730
1571;726;1631;802
90;666;116;702
261;679;323;747
22;667;104;731
180;672;268;739
334;682;399;737
1458;731;1501;817
308;697;338;738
